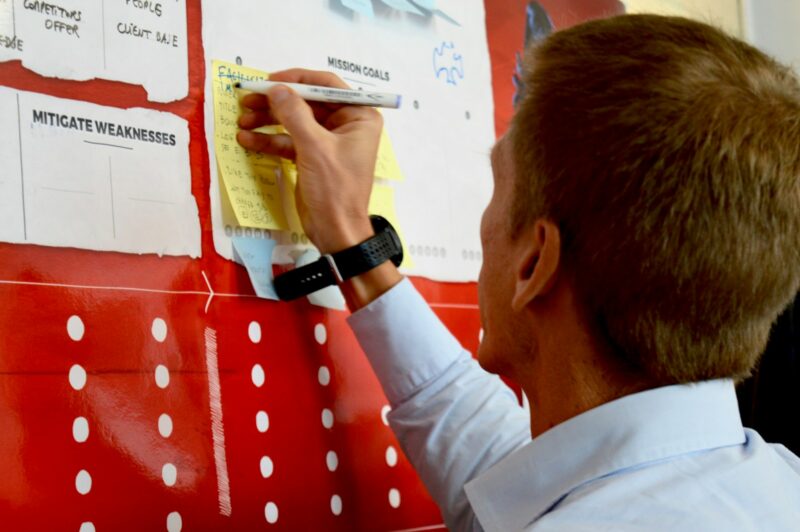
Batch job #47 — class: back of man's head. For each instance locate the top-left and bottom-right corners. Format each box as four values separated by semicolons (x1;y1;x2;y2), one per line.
511;14;800;384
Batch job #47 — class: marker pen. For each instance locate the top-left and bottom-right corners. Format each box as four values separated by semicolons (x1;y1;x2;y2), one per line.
235;80;402;109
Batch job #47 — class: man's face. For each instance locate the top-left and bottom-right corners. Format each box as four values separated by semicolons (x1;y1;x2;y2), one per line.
477;134;527;376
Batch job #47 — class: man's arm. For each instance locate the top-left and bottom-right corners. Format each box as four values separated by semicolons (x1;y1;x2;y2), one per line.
236;69;401;309
349;278;530;530
237;69;531;529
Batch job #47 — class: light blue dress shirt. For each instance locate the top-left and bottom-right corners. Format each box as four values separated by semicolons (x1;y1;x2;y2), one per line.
348;279;800;531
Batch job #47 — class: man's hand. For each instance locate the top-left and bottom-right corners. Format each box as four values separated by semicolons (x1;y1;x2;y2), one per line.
236;68;402;309
236;69;381;255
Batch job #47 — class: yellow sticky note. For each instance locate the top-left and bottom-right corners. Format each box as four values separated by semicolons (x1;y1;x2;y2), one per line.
212;59;288;230
374;130;405;182
369;184;414;269
279;160;305;234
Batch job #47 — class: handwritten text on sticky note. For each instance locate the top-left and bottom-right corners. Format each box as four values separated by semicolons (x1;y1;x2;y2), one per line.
212;60;288;230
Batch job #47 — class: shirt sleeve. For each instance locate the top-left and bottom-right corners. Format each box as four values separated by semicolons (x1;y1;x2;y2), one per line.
347;278;532;531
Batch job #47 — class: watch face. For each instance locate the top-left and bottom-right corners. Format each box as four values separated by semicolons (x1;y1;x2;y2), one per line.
370;215;403;266
369;214;391;233
369;215;403;267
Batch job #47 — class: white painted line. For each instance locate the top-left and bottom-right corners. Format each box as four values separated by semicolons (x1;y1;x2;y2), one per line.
204;327;232;516
201;270;215;313
0;278;257;300
0;278;476;311
388;525;447;532
0;278;209;296
428;302;479;310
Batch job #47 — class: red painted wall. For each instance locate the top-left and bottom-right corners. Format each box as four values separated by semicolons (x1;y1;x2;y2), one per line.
486;0;625;137
0;2;618;530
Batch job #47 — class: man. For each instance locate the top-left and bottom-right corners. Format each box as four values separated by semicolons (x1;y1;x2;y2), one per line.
237;14;800;531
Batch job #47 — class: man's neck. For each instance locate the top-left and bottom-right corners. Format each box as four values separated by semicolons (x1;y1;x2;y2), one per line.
520;329;652;438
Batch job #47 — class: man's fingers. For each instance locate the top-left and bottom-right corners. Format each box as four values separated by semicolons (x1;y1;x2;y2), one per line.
240;92;269;110
238;109;276;130
269;68;351;89
236;130;296;160
240;95;337;129
325;106;383;132
266;85;327;145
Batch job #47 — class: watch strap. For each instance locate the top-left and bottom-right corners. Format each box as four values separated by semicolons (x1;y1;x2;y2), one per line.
331;228;402;279
273;256;338;301
273;216;403;301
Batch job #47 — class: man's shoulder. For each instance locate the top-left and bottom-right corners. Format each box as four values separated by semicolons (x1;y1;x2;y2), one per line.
530;428;800;531
770;439;800;475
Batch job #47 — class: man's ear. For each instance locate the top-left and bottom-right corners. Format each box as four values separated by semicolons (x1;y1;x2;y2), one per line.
511;219;561;312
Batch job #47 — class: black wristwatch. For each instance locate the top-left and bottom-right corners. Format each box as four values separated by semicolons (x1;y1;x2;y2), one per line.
274;215;403;301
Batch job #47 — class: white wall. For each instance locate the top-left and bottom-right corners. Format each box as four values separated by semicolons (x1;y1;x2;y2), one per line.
742;0;800;72
623;0;742;37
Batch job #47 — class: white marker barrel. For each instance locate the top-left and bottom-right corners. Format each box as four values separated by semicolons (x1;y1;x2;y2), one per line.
236;80;401;109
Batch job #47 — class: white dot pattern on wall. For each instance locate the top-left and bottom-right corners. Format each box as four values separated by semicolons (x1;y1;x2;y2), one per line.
248;321;262;344
75;470;92;495
72;417;89;443
321;408;334;429
385;445;398;467
67;315;85;342
388;488;401;508
158;413;173;438
318;366;331;386
78;522;95;532
69;364;87;391
151;317;168;342
314;323;327;345
251;364;265;387
162;463;177;487
264;502;279;524
326;450;338;472
256;410;270;433
166;511;182;532
259;456;274;478
155;364;170;389
381;405;391;426
330;494;343;516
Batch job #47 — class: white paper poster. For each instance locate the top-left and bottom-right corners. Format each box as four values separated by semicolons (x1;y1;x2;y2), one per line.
201;0;495;282
0;86;200;257
0;0;188;102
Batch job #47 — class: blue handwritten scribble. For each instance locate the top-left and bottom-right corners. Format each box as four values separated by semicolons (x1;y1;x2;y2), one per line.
337;0;460;25
216;64;267;93
433;42;464;86
513;2;553;106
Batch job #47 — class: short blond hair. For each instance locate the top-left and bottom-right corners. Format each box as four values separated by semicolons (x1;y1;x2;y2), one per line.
511;14;800;383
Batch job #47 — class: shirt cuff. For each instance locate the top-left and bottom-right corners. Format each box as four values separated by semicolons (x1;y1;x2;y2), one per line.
347;278;470;406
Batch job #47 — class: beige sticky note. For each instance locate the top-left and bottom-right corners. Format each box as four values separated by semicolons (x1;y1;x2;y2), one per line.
369;183;414;269
374;130;405;182
279;160;305;234
212;59;288;229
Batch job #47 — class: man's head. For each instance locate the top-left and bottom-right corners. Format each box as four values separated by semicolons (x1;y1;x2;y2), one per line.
478;14;800;386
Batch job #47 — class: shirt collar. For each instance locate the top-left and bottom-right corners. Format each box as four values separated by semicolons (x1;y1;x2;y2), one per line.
464;379;746;532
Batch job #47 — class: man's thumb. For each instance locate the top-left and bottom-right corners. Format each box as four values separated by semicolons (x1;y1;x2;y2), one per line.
267;85;320;143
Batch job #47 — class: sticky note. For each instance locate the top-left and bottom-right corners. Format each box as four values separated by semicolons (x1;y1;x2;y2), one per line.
277;160;412;269
375;130;405;182
410;0;436;9
341;0;375;17
232;235;279;300
212;59;289;230
278;160;305;233
369;184;414;269
379;0;424;15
